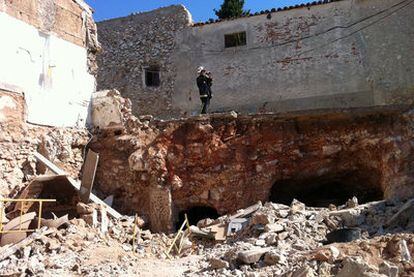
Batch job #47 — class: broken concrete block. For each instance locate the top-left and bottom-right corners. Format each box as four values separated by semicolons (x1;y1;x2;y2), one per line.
263;250;286;266
379;261;399;277
209;258;229;270
265;233;278;245
336;257;377;277
329;209;364;227
237;248;271;264
292;265;316;277
227;218;249;236
255;239;266;246
346;196;359;208
264;223;285;233
386;199;414;228
290;199;305;214
399;239;412;262
250;212;272;225
76;202;95;215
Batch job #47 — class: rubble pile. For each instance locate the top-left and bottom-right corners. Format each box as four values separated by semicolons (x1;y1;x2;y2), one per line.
187;198;414;276
0;203;174;276
0;124;89;198
90;107;414;233
0;194;414;276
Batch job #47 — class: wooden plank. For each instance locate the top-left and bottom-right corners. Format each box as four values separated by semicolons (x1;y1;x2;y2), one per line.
34;152;122;219
229;202;262;220
80;150;99;203
0;229;54;261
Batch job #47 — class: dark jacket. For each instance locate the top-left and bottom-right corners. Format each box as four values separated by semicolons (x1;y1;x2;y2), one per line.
196;74;212;98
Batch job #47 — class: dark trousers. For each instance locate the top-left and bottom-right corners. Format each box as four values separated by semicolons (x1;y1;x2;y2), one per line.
200;97;210;114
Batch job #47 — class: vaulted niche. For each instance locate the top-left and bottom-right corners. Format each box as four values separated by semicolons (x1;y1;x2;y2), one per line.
270;170;383;207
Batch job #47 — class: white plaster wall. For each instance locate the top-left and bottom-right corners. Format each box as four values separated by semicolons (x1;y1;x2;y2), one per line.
0;12;95;127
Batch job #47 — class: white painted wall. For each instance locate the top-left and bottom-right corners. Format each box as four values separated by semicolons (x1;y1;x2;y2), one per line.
0;12;95;127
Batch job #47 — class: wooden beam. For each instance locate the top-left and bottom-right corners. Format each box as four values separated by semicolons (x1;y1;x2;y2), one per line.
80;150;99;203
34;152;122;219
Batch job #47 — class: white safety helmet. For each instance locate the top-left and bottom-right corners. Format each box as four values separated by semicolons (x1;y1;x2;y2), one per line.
197;66;205;74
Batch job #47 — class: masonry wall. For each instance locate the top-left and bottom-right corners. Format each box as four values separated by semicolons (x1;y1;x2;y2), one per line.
172;0;414;115
0;0;99;127
0;89;89;198
91;106;414;232
96;5;192;118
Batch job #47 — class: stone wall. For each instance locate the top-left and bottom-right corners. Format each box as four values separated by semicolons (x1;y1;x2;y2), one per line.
96;5;192;118
0;89;89;198
173;0;414;115
96;0;414;118
91;105;414;233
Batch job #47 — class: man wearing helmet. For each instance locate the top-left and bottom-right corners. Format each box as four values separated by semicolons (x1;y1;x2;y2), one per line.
196;66;213;114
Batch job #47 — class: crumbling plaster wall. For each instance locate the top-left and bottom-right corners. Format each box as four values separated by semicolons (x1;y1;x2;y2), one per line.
0;0;99;127
91;106;414;233
96;5;192;118
173;0;414;115
0;89;89;198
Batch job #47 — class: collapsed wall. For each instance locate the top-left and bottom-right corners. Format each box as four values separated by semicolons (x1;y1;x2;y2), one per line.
0;0;100;197
91;104;414;233
0;90;89;198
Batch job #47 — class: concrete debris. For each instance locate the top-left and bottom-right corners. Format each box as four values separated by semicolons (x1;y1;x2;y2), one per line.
209;257;229;269
40;215;69;229
336;256;377;277
0;212;36;247
0;197;413;275
1;101;414;275
386;199;414;228
237;248;271;264
34;152;123;219
292;265;316;277
379;261;399;277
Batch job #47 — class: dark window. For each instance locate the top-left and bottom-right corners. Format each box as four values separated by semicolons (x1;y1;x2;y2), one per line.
225;32;247;48
145;67;160;87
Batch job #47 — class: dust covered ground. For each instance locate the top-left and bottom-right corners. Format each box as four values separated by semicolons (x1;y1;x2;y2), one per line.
1;197;413;276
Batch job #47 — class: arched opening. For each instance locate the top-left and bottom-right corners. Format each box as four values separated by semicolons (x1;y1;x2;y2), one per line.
270;171;383;207
177;206;219;229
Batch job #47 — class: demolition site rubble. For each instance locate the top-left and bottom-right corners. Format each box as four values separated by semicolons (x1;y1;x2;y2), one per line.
1;192;414;276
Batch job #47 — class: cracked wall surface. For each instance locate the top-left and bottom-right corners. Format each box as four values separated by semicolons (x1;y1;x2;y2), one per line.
96;0;414;118
173;0;414;115
0;0;99;127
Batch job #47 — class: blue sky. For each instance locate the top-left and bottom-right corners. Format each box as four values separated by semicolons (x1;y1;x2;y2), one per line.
85;1;313;22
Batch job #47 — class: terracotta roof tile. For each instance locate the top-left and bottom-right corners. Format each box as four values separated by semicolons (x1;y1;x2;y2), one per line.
192;0;344;26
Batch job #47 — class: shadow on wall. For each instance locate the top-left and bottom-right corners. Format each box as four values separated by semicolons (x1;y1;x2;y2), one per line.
270;170;384;207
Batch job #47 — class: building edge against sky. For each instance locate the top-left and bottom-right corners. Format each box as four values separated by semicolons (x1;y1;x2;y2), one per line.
96;0;414;118
0;0;99;127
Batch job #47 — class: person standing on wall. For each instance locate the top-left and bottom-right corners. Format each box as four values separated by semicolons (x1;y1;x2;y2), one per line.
196;66;213;114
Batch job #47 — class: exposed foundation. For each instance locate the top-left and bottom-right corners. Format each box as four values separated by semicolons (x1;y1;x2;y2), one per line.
90;105;414;233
